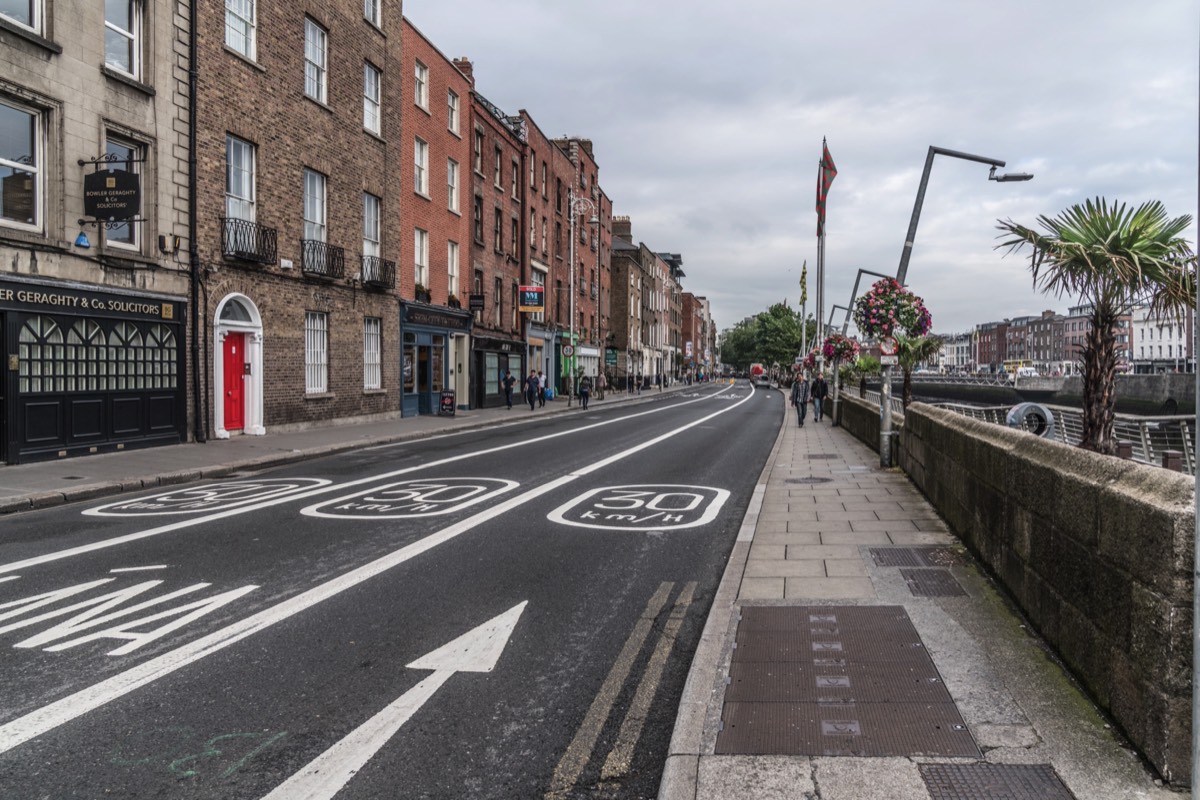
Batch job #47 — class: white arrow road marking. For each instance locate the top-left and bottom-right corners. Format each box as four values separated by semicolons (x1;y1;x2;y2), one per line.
0;389;754;754
261;602;527;800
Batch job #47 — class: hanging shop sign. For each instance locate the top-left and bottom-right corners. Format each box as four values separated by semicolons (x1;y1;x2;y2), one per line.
83;169;141;221
519;285;544;313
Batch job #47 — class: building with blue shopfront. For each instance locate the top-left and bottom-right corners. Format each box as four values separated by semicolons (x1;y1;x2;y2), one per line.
400;302;472;416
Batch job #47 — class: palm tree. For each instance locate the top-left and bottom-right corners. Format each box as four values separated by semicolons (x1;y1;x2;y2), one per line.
896;335;943;408
853;354;881;397
997;198;1194;454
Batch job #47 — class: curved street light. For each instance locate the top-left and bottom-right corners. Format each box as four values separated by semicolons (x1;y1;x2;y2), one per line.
566;188;598;407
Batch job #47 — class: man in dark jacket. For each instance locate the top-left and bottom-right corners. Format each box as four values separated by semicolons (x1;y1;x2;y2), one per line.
502;370;516;409
811;372;829;421
790;373;811;427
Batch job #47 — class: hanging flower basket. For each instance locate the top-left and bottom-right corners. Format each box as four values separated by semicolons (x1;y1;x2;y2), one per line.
822;333;860;364
853;277;932;339
801;349;820;371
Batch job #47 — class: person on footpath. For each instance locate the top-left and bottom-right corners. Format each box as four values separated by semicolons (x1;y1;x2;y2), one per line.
525;369;539;411
502;369;516;409
790;372;811;427
578;374;592;409
811;372;829;422
538;371;547;407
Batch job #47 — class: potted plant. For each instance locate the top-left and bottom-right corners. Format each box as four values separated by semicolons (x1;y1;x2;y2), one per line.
447;293;461;308
414;283;431;303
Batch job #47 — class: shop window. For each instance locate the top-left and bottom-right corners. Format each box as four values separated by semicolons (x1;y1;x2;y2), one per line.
18;315;64;393
431;335;444;392
67;319;106;391
403;332;416;392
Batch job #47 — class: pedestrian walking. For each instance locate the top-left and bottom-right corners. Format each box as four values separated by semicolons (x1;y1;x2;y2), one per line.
578;375;592;409
525;369;539;411
537;371;547;407
502;370;516;409
811;372;829;422
790;373;811;427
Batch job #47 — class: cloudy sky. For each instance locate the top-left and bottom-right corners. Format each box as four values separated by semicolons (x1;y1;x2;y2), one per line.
405;0;1198;336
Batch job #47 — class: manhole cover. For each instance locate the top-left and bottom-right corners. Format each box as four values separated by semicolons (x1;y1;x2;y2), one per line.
920;763;1075;799
786;477;833;485
871;547;962;568
901;568;967;597
807;454;838;459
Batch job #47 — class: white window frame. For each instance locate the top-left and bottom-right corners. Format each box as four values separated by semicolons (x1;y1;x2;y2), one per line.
414;137;429;196
447;158;459;213
103;135;140;251
1;0;41;33
303;168;326;242
414;228;429;288
447;90;460;135
0;99;42;231
304;18;328;104
447;241;459;299
511;158;519;199
414;60;429;111
363;317;382;390
531;266;546;323
104;0;141;78
362;192;380;258
305;311;328;394
225;134;255;221
225;0;256;59
363;62;381;134
363;0;380;28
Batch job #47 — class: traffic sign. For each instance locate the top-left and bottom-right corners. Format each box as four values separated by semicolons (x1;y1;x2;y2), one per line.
880;336;898;356
880;355;898;365
562;344;575;357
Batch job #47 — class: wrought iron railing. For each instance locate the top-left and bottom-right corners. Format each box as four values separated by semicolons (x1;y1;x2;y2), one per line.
301;239;345;279
221;217;277;265
361;255;395;290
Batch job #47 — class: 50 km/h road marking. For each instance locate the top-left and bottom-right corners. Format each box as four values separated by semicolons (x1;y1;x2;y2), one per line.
548;485;730;531
0;388;755;756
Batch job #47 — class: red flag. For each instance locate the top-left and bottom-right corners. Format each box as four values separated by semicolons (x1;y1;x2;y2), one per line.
816;139;837;236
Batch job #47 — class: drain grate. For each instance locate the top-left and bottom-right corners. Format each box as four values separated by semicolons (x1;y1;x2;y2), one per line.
920;763;1075;799
901;568;967;597
807;453;839;459
870;547;962;568
786;477;833;485
716;606;978;758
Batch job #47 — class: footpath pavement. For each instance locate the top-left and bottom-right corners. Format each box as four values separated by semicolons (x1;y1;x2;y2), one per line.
658;389;1183;800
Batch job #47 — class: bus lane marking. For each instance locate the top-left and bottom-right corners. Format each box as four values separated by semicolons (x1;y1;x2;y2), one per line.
84;479;332;517
301;478;518;520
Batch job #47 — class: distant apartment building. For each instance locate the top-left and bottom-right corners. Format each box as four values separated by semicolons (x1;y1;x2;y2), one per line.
1063;304;1133;374
974;321;1008;373
1131;305;1194;373
1027;310;1065;373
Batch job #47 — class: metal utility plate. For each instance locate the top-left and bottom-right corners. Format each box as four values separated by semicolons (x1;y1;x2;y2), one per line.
920;763;1076;799
869;546;962;568
717;606;979;758
901;568;967;597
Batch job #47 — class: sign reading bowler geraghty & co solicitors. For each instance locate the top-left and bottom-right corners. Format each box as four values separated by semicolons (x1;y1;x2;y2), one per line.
83;169;140;220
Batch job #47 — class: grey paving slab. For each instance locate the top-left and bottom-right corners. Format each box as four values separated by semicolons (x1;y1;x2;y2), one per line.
820;531;894;545
743;560;826;578
888;532;956;545
756;531;820;546
816;510;881;521
695;756;815;800
747;544;786;560
850;518;918;532
784;544;860;560
824;559;869;577
784;576;876;599
740;578;786;600
813;757;931;800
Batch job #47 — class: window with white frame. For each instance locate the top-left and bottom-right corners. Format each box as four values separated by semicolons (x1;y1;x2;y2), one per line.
303;168;326;242
447;158;459;213
511;158;519;198
105;0;140;77
305;311;328;393
473;129;483;173
304;18;327;103
363;0;380;27
225;0;255;58
1;0;40;32
447;241;459;298
225;135;255;220
104;136;140;249
414;60;429;111
363;317;381;390
363;62;381;134
447;90;460;135
531;267;546;323
0;100;41;230
413;137;428;196
362;192;380;258
414;228;429;288
493;147;502;188
494;276;502;327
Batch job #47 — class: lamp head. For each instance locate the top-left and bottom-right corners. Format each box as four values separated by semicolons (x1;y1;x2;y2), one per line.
988;166;1034;182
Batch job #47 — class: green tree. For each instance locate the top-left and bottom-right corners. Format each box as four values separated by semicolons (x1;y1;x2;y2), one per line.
997;198;1194;453
895;335;943;408
852;354;881;397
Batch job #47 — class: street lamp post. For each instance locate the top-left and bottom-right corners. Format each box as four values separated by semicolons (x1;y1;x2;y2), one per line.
566;188;597;407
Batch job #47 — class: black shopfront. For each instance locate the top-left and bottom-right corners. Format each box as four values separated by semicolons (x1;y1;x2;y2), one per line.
0;277;187;463
473;335;525;409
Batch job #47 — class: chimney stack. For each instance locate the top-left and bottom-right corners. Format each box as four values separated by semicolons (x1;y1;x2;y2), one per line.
452;58;474;86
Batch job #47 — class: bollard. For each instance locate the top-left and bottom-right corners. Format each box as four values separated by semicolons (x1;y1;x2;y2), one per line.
1162;450;1183;471
1116;441;1134;459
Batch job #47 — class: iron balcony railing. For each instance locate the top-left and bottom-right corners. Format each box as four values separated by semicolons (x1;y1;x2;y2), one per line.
220;217;277;265
361;255;395;290
301;239;345;279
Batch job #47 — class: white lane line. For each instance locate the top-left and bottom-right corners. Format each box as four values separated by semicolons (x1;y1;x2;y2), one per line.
108;566;169;573
0;576;18;584
0;391;725;576
0;390;754;755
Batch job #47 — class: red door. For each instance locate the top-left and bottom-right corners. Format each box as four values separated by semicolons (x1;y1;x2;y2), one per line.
223;332;244;431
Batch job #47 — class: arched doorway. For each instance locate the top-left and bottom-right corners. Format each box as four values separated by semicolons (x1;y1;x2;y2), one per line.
214;294;264;437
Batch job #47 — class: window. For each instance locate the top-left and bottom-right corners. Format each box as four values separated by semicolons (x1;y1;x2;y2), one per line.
305;312;328;393
473;270;483;322
0;100;40;229
511;217;518;256
448;90;460;134
104;136;139;249
225;0;255;58
447;241;459;298
304;18;327;103
473;129;483;173
413;137;428;196
363;317;381;390
531;268;546;323
511;158;519;198
362;193;380;258
414;228;428;287
303;168;326;242
493;147;502;188
494;276;502;327
541;217;547;253
541;162;547;197
105;0;140;77
511;282;518;329
1;0;39;31
447;159;459;213
363;63;381;134
363;0;380;27
473;195;483;242
414;60;429;111
493;208;502;252
530;150;536;188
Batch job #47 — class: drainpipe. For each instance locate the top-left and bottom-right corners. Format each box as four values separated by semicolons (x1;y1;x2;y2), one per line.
188;0;205;443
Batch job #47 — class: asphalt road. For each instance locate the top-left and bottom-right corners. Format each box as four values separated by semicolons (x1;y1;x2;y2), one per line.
0;381;781;799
